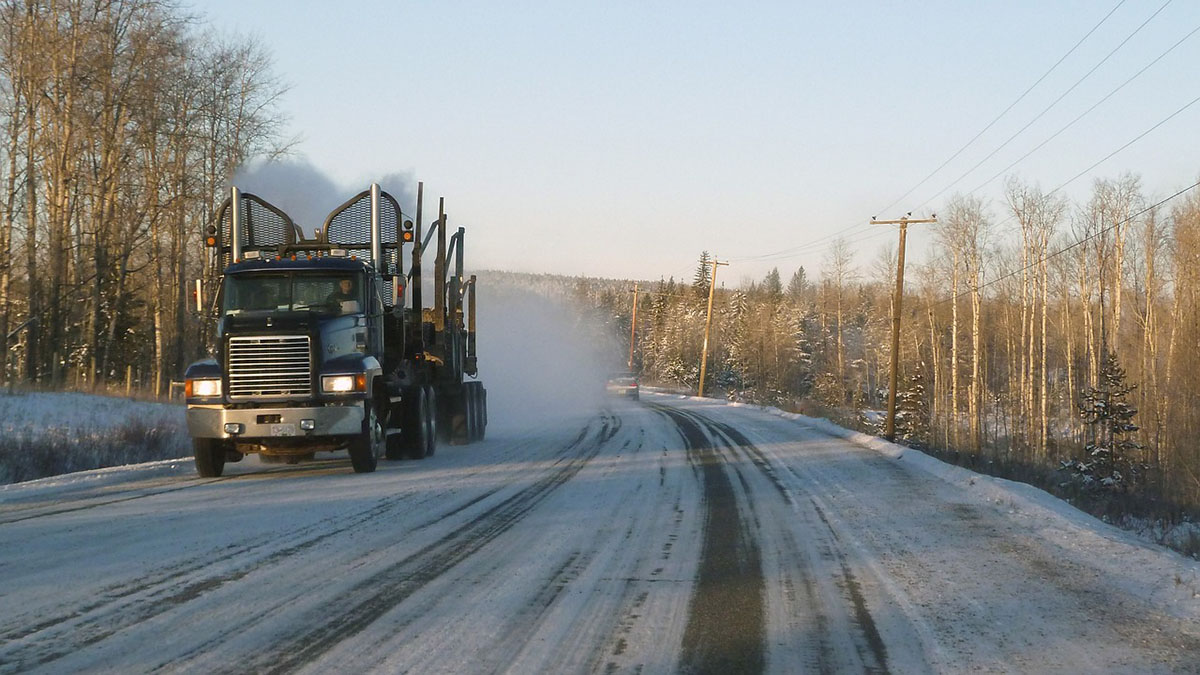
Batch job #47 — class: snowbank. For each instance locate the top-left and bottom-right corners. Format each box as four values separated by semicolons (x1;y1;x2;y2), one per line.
0;391;190;485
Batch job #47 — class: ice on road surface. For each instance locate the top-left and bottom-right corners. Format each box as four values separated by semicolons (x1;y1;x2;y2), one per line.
1;394;1198;673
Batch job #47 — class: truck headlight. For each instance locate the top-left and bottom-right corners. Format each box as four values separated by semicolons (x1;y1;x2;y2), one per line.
187;378;222;398
321;373;366;393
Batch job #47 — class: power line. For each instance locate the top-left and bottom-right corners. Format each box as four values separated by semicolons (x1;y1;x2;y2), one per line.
729;222;877;263
720;2;1186;278
731;2;1153;270
1033;92;1200;198
739;80;1195;273
731;79;1196;276
966;20;1200;197
914;0;1174;212
979;87;1200;236
932;179;1200;309
728;215;877;262
873;0;1129;219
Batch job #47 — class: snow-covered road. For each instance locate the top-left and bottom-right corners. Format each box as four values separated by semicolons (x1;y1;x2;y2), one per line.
1;394;1198;673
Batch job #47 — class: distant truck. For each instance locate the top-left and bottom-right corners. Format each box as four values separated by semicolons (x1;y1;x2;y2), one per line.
184;183;486;476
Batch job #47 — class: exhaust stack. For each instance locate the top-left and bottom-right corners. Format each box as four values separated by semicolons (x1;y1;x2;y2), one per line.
230;186;242;261
370;183;383;271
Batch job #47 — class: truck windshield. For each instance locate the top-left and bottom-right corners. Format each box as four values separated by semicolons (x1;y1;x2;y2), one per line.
223;273;363;315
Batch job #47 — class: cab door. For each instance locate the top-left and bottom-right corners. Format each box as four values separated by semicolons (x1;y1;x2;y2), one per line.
368;275;386;355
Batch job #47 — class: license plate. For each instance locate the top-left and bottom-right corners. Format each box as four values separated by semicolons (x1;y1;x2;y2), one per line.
270;423;296;437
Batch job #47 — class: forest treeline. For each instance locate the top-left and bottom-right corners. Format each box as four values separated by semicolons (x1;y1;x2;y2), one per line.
534;174;1200;514
0;0;290;393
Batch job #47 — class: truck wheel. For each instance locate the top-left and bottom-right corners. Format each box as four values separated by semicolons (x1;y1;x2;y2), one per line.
349;404;382;473
450;386;470;446
475;383;488;441
384;431;404;460
465;383;479;442
472;384;482;441
385;420;405;460
424;385;438;457
384;400;404;460
193;438;226;477
401;387;428;460
463;382;480;442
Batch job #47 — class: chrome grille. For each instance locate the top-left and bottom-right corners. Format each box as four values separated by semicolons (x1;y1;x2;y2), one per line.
228;335;312;399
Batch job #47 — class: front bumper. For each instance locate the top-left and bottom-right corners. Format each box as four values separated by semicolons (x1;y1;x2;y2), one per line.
187;402;364;440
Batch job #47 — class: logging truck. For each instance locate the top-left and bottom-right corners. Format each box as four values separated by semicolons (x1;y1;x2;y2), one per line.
183;183;486;475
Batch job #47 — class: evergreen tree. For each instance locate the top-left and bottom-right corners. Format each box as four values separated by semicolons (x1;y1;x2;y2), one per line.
763;268;783;305
692;251;712;299
787;266;808;302
719;291;748;393
785;307;815;397
895;366;931;444
1064;352;1148;491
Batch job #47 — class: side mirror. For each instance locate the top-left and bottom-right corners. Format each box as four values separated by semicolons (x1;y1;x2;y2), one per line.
190;278;219;319
383;273;404;312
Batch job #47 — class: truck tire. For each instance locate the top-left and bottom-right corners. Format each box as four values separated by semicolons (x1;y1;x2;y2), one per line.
450;386;470;446
465;383;478;442
465;384;484;441
193;438;226;477
424;385;438;457
384;400;405;460
349;403;382;473
478;385;487;440
401;387;428;460
385;425;404;460
476;383;488;441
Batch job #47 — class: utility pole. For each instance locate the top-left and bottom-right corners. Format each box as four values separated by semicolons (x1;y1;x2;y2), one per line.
628;283;639;371
698;258;728;397
872;213;936;441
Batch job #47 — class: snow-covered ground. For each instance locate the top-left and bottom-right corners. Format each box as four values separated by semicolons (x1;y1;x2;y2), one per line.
0;391;189;485
1;392;1198;673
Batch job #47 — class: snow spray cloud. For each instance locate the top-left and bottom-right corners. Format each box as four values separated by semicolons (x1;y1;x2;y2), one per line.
474;275;614;433
232;159;418;236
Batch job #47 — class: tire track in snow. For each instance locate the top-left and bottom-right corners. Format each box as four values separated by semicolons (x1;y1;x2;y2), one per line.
652;401;896;673
0;478;514;672
469;549;596;673
184;411;618;674
647;402;766;674
369;416;676;675
0;476;228;525
577;423;696;675
0;503;371;670
2;416;612;663
0;459;356;526
714;407;1200;671
708;418;890;673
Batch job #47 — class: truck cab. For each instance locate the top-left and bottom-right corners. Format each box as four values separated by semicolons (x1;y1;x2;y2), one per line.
185;255;389;474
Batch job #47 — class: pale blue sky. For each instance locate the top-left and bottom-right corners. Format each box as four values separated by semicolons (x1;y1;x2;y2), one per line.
197;1;1200;285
